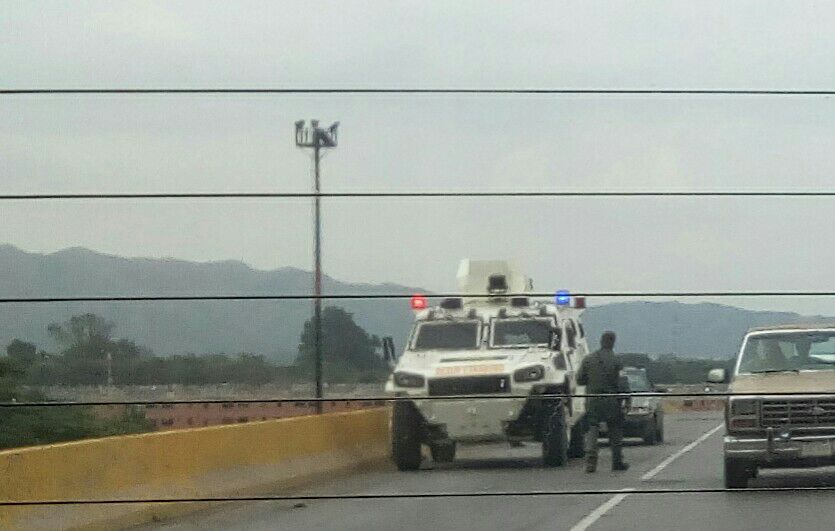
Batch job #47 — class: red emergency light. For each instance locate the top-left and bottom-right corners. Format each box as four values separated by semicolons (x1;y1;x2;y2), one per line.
410;294;428;310
574;296;586;309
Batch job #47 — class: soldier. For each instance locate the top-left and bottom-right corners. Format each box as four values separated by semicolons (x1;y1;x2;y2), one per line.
577;331;629;473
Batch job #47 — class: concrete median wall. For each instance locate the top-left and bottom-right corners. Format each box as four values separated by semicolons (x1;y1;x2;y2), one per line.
0;408;390;530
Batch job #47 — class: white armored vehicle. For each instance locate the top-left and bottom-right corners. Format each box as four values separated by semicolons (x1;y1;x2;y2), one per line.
383;260;590;470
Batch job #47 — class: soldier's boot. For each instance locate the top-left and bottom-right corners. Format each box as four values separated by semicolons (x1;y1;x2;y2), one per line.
612;460;630;471
609;421;629;471
611;447;629;471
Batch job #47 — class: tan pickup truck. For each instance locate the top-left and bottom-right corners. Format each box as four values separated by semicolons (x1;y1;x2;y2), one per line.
708;325;835;488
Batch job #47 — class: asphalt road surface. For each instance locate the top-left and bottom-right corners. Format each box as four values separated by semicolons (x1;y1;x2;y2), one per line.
146;412;835;530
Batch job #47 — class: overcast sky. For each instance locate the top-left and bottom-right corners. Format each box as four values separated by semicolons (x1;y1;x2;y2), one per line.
2;1;835;314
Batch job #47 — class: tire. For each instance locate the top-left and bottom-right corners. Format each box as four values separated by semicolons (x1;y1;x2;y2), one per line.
724;458;753;489
392;401;423;471
642;418;658;445
542;403;569;467
430;440;456;463
568;415;586;458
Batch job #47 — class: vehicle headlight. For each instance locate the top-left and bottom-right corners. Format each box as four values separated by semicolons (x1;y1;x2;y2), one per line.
393;372;425;388
629;406;650;415
730;399;757;416
514;365;545;383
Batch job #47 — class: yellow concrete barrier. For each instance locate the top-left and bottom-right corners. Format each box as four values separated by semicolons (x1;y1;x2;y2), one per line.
0;408;390;530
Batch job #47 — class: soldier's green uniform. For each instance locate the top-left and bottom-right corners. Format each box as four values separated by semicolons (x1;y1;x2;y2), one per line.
577;331;629;472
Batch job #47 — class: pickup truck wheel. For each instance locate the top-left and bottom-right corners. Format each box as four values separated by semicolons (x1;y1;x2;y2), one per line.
392;401;422;471
724;458;752;489
430;440;456;463
542;404;569;467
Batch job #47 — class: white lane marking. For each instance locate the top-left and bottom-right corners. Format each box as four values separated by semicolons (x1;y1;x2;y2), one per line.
569;489;634;531
640;423;724;481
568;421;724;531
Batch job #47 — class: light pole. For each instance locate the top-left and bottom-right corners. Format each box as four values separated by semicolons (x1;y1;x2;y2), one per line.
295;120;339;413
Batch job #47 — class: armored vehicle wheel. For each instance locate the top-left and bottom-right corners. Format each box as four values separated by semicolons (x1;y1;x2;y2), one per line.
724;458;753;489
542;404;569;467
568;416;586;458
430;440;456;463
392;401;423;471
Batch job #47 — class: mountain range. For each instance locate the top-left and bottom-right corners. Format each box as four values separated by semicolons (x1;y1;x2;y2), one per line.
0;245;830;363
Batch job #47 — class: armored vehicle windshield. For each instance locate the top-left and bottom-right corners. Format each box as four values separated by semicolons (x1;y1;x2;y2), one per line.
490;317;553;348
412;320;481;350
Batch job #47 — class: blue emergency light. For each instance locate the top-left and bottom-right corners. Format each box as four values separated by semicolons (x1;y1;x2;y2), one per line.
555;290;571;306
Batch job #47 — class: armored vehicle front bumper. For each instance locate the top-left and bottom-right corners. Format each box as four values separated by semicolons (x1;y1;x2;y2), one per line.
416;397;528;441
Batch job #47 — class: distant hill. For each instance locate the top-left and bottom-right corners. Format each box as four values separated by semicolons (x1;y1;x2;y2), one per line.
0;245;420;363
0;245;831;363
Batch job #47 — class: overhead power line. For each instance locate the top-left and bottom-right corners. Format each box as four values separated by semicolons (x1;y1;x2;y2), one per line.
1;191;835;200
3;88;835;95
1;390;833;408
0;291;834;304
3;485;835;506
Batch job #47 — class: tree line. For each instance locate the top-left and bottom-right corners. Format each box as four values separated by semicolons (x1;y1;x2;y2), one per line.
0;307;387;449
4;307;388;387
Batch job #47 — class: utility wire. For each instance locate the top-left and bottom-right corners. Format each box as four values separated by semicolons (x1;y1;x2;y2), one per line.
1;191;835;200
0;391;831;408
3;485;835;506
1;291;835;304
4;88;835;95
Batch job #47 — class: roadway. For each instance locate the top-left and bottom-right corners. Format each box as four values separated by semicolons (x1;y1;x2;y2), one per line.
147;412;835;530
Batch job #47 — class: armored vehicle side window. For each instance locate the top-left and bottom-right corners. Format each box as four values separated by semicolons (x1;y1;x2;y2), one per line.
490;318;554;347
412;321;481;350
